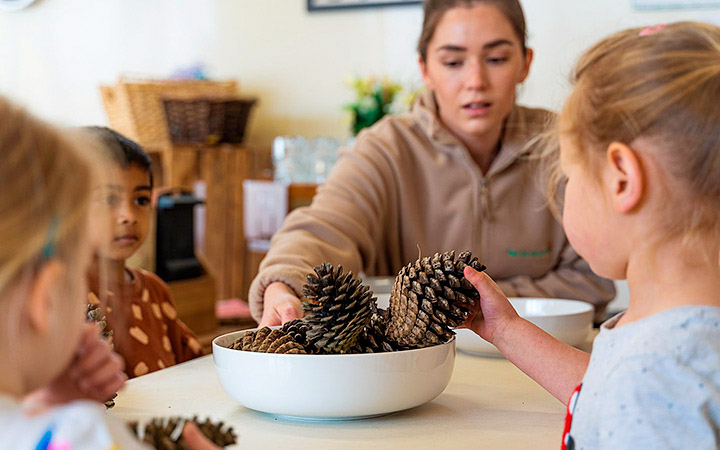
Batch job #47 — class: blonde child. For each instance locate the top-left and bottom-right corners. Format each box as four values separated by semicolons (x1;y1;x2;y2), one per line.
462;22;720;448
85;127;203;380
0;98;219;448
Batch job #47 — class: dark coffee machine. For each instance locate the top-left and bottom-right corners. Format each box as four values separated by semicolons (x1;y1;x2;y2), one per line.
155;192;204;282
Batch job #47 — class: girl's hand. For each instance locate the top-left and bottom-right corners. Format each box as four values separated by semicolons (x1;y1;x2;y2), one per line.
463;266;591;402
462;266;521;345
69;323;126;401
259;282;304;327
27;323;126;406
183;422;224;450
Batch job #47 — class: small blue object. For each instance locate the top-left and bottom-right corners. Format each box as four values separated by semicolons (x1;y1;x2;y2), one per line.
169;63;208;80
33;427;53;450
41;216;59;260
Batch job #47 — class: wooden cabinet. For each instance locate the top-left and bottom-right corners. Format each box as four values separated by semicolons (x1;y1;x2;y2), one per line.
200;144;253;301
167;274;216;335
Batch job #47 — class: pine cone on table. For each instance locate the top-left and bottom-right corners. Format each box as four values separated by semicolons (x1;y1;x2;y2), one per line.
128;416;237;449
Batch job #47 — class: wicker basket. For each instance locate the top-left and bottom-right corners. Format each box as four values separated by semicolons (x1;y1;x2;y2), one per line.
99;77;237;148
163;97;257;145
163;99;217;145
214;98;257;144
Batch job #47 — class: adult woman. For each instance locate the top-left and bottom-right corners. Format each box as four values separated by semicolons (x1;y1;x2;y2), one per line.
250;0;615;326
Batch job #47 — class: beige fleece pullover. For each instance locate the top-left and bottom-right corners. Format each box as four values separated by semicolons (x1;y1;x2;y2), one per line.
249;93;615;322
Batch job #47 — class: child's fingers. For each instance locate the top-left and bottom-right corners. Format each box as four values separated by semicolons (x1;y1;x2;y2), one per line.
183;422;222;450
70;343;108;378
70;337;120;380
463;266;506;301
76;322;102;352
92;372;126;401
78;354;124;392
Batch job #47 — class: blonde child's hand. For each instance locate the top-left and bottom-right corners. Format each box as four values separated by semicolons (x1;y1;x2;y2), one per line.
27;323;126;407
259;282;304;327
69;323;126;400
183;422;224;450
462;266;521;345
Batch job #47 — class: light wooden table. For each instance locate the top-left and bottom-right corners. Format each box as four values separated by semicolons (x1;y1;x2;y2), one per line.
111;351;566;449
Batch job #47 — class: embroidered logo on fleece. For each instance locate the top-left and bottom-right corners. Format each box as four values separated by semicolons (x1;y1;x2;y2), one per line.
507;243;552;258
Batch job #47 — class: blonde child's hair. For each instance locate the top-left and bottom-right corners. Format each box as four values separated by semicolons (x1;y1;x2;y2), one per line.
0;97;98;295
549;22;720;263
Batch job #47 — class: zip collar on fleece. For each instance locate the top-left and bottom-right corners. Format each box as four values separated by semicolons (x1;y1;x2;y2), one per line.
411;91;533;177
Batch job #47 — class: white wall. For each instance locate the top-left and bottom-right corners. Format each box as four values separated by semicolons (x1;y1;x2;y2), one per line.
1;0;718;311
1;0;718;148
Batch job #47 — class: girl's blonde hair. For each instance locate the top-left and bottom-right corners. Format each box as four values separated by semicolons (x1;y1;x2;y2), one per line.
0;97;97;294
556;22;720;260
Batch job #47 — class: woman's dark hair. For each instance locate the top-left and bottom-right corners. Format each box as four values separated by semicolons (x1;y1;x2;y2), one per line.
417;0;528;61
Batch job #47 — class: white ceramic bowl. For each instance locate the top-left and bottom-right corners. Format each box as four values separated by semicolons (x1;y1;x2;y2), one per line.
212;329;455;420
455;298;594;357
364;276;395;295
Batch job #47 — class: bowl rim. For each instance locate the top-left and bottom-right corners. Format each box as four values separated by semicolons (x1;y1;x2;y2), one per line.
507;297;594;316
212;327;456;358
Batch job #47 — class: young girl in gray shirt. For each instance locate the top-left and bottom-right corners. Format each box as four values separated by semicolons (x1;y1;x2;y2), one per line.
462;21;720;449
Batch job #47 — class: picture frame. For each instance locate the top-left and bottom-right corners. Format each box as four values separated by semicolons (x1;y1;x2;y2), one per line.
307;0;422;12
632;0;720;9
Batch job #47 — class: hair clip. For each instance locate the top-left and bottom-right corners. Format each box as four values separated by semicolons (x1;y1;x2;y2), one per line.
41;215;59;260
639;24;666;36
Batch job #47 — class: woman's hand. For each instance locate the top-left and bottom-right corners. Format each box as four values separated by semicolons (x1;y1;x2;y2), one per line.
26;323;126;407
462;266;521;346
259;282;304;327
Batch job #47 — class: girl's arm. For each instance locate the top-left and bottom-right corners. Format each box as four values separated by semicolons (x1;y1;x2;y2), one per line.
464;267;590;403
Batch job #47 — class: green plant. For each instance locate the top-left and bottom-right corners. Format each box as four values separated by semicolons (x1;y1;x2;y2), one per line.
344;76;420;136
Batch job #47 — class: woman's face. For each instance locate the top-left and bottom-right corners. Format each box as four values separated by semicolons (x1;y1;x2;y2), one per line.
420;3;532;143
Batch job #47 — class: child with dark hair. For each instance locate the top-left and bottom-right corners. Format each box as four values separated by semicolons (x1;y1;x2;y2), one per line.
85;127;203;379
85;126;155;187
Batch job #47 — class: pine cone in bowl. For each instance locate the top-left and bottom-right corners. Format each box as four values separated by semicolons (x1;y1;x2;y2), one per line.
386;251;485;348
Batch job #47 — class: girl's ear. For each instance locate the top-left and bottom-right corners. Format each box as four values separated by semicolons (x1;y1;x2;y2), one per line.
418;55;434;91
605;142;644;213
27;260;65;335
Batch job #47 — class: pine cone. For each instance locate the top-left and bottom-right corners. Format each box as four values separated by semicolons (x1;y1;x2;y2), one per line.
301;263;374;354
86;303;116;409
129;416;237;449
354;304;397;353
230;326;307;354
86;303;113;343
280;319;310;350
386;250;485;348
